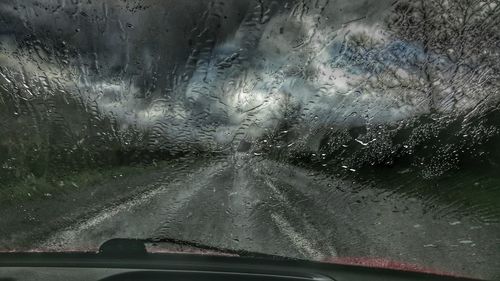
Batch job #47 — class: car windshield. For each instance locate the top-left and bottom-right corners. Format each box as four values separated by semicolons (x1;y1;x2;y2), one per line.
1;0;499;279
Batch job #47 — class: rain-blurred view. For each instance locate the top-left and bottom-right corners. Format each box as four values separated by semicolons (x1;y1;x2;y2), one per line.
1;0;499;279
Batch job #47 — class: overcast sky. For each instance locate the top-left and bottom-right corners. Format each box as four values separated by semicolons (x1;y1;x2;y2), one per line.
1;0;484;149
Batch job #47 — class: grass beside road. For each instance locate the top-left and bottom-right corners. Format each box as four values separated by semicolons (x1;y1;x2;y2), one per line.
353;163;500;223
0;161;170;206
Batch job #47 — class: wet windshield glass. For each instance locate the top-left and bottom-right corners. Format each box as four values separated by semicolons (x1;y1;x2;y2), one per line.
0;0;499;279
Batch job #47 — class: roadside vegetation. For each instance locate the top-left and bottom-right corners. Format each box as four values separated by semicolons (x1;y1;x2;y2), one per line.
0;86;178;205
0;161;171;205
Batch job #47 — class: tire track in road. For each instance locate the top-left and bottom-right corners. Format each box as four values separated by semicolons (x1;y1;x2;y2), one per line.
149;161;236;244
270;212;325;259
216;153;306;258
244;157;341;259
263;178;338;259
147;153;302;258
147;153;331;259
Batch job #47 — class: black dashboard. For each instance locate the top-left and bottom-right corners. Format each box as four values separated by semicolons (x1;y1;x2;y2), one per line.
0;252;480;281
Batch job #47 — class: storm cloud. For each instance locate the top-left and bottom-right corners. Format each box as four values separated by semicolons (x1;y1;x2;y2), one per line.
1;0;497;151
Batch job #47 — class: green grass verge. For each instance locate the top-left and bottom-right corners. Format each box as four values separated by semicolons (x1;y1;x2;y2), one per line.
0;161;170;205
